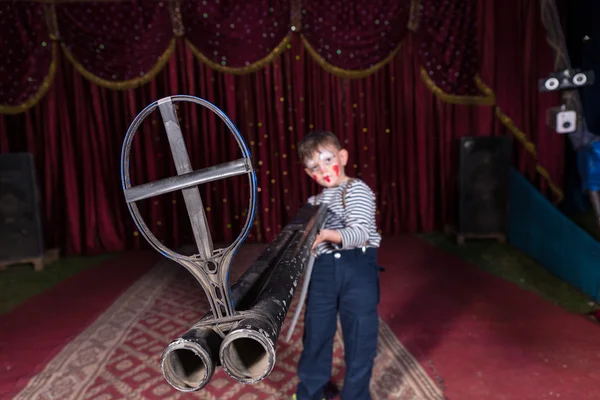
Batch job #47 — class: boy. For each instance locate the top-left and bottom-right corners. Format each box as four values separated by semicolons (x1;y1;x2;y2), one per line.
294;131;381;400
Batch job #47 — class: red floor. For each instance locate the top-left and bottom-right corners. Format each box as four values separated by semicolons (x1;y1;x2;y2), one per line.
0;251;157;399
377;236;600;400
1;237;599;400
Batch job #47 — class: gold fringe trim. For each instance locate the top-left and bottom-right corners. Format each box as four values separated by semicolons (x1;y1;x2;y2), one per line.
408;0;421;32
419;66;563;203
60;38;176;90
168;0;184;37
42;2;59;40
0;41;57;115
185;35;291;75
495;108;564;203
419;67;495;105
301;34;401;79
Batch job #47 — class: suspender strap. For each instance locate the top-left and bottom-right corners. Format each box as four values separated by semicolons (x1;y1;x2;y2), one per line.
313;178;369;247
341;178;355;209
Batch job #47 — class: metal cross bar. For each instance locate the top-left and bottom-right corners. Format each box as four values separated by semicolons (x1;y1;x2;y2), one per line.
158;98;213;259
123;159;250;203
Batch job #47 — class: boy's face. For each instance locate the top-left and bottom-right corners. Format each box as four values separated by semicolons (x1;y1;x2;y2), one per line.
303;145;348;188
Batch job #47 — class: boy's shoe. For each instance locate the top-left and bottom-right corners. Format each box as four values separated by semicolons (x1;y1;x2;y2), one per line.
292;380;339;400
323;380;340;399
291;395;326;400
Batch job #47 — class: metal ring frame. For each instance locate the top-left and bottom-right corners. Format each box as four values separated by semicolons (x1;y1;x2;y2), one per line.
120;95;257;321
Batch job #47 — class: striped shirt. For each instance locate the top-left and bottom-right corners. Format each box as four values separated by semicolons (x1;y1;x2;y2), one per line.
308;178;382;256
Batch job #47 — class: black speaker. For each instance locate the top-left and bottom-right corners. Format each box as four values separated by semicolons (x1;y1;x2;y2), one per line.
455;136;512;238
0;153;45;264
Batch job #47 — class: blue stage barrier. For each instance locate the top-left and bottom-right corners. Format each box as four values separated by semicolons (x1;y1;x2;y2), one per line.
508;168;600;302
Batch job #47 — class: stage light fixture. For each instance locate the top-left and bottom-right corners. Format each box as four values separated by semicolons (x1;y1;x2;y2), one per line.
546;106;577;134
538;68;595;92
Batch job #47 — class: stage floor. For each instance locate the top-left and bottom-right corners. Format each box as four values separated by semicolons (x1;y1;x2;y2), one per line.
1;236;599;399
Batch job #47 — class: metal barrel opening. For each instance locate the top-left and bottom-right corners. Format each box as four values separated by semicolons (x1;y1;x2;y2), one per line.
219;328;275;383
161;340;215;392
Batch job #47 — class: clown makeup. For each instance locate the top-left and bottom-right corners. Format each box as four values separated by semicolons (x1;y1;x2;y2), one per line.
319;150;335;162
304;148;342;186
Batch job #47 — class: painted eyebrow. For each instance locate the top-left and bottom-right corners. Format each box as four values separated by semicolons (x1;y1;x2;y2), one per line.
319;151;334;160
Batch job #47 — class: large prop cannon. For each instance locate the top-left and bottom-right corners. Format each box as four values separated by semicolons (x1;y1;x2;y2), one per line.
120;95;325;391
161;204;325;391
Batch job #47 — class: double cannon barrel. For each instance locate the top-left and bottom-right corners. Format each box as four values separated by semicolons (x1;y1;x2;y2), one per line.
160;203;327;391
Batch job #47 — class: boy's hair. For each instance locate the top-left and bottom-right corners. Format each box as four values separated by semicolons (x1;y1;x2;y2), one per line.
297;131;342;163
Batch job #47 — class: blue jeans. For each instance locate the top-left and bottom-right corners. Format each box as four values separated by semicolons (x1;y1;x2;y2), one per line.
296;247;380;400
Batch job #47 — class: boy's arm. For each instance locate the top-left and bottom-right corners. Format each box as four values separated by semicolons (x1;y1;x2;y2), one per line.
336;184;373;248
312;228;342;249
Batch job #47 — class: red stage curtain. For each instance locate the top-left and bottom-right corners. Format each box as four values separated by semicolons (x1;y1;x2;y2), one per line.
0;2;55;113
0;0;563;255
300;0;408;73
417;0;482;97
181;0;292;71
54;1;175;88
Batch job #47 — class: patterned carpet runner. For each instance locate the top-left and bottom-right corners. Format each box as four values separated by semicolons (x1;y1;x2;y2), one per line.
13;254;444;400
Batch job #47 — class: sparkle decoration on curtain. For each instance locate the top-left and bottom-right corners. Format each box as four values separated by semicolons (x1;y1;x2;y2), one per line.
300;0;409;78
55;1;176;90
181;0;292;74
0;2;56;114
290;0;302;32
416;0;495;105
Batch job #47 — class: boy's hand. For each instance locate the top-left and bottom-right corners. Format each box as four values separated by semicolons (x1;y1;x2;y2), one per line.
311;229;342;250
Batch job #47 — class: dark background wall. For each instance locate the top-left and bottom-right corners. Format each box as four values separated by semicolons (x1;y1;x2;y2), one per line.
563;0;600;212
